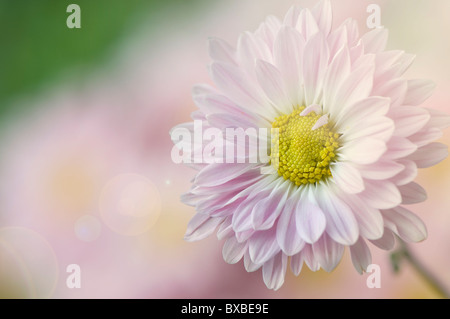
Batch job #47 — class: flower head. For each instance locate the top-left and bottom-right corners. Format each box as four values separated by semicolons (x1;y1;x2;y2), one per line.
172;0;450;290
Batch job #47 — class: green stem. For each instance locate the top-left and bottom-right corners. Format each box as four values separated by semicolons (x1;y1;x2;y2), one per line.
393;239;450;299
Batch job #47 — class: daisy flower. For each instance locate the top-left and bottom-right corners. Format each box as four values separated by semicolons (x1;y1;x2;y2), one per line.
171;0;450;290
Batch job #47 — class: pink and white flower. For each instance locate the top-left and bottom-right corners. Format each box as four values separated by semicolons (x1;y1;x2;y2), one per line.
172;0;450;290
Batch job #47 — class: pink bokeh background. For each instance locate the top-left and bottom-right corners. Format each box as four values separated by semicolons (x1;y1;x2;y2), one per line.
0;0;449;298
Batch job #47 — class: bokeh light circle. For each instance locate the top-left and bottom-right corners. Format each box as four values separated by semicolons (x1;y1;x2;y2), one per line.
0;227;59;298
99;174;162;236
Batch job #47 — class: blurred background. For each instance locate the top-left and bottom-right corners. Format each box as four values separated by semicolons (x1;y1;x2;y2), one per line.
0;0;449;299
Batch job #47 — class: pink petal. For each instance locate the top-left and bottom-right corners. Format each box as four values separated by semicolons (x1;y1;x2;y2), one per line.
295;197;327;244
237;31;272;72
343;116;394;142
398;182;427;205
407;142;448;168
244;251;262;272
208;37;237;65
361;28;388;53
341;193;384;240
382;206;427;243
340;137;386;165
303;32;329;106
222;236;247;264
372;78;407;108
209;62;272;118
330;161;365;194
350;237;372;274
334;59;375;116
312;233;345;272
290;252;304;276
403;79;436;106
319;190;359;245
248;228;280;264
369;228;395;250
311;0;332;36
262;252;288;290
255;59;292;114
391;160;417;186
296;9;320;41
217;216;233;240
336;97;390;129
277;198;306;255
301;244;320;271
184;214;223;242
356;160;404;180
384;136;417;160
195;163;254;187
251;181;291;230
359;180;402;210
283;5;302;27
389;106;430;137
323;46;351;114
273;26;305;105
426;108;450;130
409;128;442;148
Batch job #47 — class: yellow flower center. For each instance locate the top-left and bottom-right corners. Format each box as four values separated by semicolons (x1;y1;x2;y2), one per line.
270;106;340;186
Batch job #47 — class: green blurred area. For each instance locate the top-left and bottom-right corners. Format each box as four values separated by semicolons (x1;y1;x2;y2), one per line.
0;0;202;117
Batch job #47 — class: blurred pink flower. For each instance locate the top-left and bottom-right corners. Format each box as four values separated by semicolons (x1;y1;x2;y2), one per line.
173;0;450;290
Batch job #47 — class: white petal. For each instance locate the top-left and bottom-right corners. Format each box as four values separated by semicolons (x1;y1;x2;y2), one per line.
244;251;262;272
360;180;402;210
404;79;436;106
341;192;384;240
391;160;417;186
356;160;404;180
255;59;292;114
296;8;320;40
382;206;427;243
384;136;417;160
343;116;394;143
195;163;254;187
303;32;329;106
427;108;450;130
217;216;233;240
290;252;304;276
237;31;272;72
295;199;327;244
209;62;273;119
409;128;443;148
372;78;408;108
283;5;302;27
389;106;430;137
336;97;390;130
318;190;359;245
273;26;305;105
312;114;329;130
407;142;448;168
262;252;288;290
301;244;320;271
330;161;365;194
251;181;290;230
311;0;332;36
277;198;305;255
248;228;280;264
184;214;223;242
223;236;247;264
333;60;375;117
322;46;351;114
369;228;395;250
398;182;427;205
350;237;372;274
339;137;386;165
208;37;237;64
361;28;388;53
312;233;345;272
